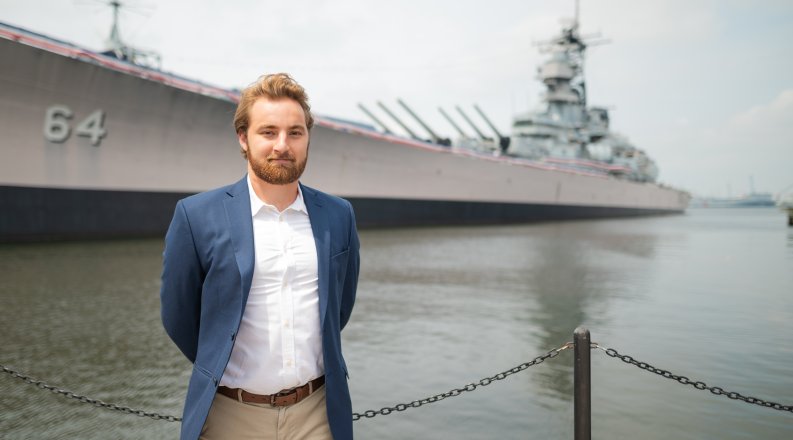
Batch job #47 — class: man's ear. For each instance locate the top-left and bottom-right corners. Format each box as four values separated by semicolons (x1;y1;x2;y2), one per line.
237;131;248;152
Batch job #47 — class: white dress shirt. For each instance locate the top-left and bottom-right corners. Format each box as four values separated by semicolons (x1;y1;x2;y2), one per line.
219;177;323;394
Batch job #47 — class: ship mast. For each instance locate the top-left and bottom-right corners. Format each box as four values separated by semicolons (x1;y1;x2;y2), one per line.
99;0;162;69
532;0;610;128
574;0;580;32
573;0;584;108
107;0;124;57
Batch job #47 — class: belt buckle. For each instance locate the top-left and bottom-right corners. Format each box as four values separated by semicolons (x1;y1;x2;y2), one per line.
271;388;297;406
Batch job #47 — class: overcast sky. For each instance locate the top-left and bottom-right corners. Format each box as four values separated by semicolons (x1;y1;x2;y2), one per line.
3;0;791;197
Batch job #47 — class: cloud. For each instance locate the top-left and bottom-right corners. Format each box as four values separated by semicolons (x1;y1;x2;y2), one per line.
656;88;793;194
702;88;793;158
731;89;793;129
583;0;722;43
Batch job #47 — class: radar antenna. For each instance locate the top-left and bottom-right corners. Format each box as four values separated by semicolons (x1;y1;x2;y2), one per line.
95;0;162;68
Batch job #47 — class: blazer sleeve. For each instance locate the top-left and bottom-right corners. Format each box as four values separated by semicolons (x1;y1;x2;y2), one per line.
339;201;360;331
160;200;203;363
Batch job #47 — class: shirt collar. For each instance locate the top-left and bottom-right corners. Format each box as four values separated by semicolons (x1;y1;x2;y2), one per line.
246;174;307;217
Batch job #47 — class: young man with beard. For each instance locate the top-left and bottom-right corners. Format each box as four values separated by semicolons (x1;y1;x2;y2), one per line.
161;73;360;440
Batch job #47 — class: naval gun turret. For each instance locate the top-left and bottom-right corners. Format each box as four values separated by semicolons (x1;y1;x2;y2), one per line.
473;104;510;153
397;99;451;146
439;107;482;150
455;106;496;152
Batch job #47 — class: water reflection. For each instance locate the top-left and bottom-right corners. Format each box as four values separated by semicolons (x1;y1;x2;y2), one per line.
522;220;659;400
347;220;662;407
787;228;793;250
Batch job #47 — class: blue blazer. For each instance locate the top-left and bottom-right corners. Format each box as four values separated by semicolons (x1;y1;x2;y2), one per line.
160;176;359;440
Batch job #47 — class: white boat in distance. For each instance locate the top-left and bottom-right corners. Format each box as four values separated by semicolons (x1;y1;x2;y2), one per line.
0;12;689;242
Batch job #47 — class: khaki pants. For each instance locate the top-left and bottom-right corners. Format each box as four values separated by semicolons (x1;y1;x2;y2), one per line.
199;385;333;440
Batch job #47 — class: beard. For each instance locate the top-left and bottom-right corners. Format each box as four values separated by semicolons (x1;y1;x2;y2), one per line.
249;150;308;185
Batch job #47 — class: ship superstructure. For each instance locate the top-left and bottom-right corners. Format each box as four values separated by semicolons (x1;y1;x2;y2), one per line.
507;7;658;183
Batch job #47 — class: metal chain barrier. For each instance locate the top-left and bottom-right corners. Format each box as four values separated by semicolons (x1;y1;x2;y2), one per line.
593;345;793;413
5;339;790;426
3;343;571;424
351;342;573;421
1;364;182;422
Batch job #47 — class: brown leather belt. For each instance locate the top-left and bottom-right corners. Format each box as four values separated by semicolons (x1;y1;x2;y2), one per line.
217;376;325;407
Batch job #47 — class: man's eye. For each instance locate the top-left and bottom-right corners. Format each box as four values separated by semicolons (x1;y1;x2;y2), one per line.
290;131;304;136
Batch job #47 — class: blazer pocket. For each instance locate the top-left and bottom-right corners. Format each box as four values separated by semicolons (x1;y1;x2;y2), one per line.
194;363;216;384
330;248;350;287
330;248;350;260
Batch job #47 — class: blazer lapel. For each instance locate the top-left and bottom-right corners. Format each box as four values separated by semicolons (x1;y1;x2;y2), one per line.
302;183;330;329
224;177;255;310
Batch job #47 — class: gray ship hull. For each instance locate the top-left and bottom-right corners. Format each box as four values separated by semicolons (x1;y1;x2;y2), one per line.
0;26;689;242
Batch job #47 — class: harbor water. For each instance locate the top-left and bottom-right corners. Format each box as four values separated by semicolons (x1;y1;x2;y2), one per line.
1;208;792;439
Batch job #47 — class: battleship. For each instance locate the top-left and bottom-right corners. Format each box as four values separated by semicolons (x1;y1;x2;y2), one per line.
0;6;689;242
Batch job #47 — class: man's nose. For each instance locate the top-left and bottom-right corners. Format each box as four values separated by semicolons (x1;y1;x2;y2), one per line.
273;132;289;152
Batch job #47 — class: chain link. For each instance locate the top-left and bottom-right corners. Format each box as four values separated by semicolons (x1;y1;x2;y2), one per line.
594;345;793;413
351;342;573;421
1;364;182;422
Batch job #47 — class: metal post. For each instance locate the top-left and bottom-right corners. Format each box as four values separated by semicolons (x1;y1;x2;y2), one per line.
574;326;591;440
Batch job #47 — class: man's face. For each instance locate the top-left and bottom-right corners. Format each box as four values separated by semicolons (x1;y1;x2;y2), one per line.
238;97;309;185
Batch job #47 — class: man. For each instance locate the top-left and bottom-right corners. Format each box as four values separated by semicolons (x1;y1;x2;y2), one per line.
161;73;360;440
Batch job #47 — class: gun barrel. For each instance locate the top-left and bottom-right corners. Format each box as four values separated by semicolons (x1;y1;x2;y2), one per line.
439;107;469;138
358;103;393;134
397;99;441;143
474;104;511;152
377;101;420;140
456;105;488;140
473;104;503;138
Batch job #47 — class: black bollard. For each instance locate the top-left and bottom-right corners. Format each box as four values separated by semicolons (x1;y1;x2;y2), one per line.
573;327;591;440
